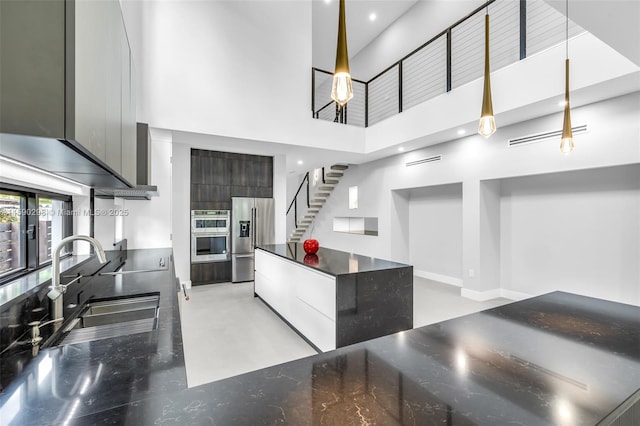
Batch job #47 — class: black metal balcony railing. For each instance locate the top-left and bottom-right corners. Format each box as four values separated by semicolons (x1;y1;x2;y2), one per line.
312;0;583;128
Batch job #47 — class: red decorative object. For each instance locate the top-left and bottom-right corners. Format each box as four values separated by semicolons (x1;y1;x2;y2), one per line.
303;239;319;254
303;254;319;266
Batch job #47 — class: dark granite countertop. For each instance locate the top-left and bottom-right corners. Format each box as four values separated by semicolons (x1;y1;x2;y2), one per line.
2;274;639;425
69;292;640;425
257;243;411;276
0;248;187;425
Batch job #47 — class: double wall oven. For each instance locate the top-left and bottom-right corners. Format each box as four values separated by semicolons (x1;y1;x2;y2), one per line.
191;210;230;262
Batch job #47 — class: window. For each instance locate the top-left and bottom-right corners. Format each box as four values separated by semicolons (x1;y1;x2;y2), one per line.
0;185;73;283
0;191;25;276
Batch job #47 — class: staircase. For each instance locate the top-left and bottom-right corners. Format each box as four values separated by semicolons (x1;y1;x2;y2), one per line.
288;164;349;243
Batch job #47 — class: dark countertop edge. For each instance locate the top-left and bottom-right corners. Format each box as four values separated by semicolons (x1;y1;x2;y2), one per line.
256;244;412;277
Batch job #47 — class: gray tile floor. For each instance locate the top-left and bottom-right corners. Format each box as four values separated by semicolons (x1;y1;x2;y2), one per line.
179;276;512;388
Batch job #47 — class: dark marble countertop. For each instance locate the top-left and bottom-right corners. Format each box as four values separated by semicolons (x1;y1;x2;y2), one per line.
0;248;187;425
69;292;640;425
257;243;411;276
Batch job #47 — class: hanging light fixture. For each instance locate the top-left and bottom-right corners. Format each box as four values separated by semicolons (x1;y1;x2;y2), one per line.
478;1;496;138
560;0;574;154
331;0;353;106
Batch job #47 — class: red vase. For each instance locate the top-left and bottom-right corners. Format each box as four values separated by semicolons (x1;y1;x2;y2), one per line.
303;239;319;254
303;254;319;266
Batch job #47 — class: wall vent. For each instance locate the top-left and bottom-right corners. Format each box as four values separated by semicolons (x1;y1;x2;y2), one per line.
406;155;442;167
508;124;588;148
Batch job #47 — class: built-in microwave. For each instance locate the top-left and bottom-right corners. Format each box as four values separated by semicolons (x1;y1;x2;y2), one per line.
192;233;229;262
191;210;230;262
191;210;230;233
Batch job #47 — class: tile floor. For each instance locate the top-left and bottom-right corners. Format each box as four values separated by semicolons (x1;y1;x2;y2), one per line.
179;276;512;388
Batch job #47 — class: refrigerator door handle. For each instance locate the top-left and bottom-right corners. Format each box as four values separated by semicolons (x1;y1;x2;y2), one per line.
252;207;257;248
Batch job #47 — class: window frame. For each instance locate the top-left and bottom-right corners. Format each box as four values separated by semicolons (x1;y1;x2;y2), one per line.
0;183;73;285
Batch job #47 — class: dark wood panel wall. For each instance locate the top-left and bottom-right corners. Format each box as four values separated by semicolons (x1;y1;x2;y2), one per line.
190;149;273;284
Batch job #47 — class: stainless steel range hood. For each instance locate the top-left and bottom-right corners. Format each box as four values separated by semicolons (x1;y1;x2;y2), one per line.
93;124;158;200
94;185;159;200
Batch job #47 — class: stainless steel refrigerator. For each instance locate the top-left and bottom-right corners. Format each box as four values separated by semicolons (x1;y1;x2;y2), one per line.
231;197;275;282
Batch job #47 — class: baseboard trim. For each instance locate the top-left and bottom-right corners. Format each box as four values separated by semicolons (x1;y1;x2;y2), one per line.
500;289;532;301
461;287;532;301
461;288;502;301
414;270;463;287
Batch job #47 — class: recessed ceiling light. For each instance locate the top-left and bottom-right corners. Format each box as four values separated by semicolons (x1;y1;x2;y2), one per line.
398;147;405;152
297;160;303;165
324;0;331;4
558;100;567;107
369;12;377;22
457;129;466;135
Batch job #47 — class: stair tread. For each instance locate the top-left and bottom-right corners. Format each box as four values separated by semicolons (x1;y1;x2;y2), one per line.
331;164;349;170
326;172;343;177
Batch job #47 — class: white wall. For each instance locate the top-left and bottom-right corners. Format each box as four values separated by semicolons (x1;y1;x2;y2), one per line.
124;133;173;249
93;197;117;248
123;0;638;158
499;166;640;305
273;154;287;244
135;0;365;153
92;131;173;252
171;140;190;285
350;0;484;80
408;184;463;284
309;92;640;305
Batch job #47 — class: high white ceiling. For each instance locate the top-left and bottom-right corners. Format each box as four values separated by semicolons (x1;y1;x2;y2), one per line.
141;1;639;176
312;0;419;72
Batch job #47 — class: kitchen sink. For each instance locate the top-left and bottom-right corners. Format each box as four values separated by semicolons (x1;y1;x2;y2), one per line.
55;294;160;346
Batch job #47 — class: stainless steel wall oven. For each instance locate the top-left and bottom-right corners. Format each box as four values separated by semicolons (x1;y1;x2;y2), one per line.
191;210;230;262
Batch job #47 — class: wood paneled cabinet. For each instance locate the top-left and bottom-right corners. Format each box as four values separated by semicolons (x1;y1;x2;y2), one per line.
0;0;137;185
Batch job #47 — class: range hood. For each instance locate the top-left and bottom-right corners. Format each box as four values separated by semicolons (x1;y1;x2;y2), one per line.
94;185;159;200
93;123;158;200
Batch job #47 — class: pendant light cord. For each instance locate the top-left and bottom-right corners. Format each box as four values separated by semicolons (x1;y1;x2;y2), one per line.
565;0;569;59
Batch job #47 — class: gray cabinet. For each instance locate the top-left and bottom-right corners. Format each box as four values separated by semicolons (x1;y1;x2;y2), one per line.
0;0;65;139
0;0;136;185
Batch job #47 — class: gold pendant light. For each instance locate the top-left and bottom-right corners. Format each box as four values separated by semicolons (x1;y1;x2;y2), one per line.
478;3;496;138
560;0;574;154
331;0;353;106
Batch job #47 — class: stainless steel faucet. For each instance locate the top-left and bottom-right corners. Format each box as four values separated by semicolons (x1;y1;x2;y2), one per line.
47;235;108;322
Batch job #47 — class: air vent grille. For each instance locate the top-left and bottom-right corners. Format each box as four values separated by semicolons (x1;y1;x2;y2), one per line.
406;155;442;167
508;124;587;148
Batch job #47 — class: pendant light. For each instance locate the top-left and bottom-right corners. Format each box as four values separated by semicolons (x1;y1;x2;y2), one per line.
331;0;353;106
560;0;574;154
478;2;496;138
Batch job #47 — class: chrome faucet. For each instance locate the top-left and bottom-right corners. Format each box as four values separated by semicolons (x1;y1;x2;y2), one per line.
47;235;108;322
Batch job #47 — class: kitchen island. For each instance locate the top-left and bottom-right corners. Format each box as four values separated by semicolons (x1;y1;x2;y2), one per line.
37;292;640;425
2;264;639;424
255;243;414;351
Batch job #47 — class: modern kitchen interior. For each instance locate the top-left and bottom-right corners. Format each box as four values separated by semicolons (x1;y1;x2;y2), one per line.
0;0;639;424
